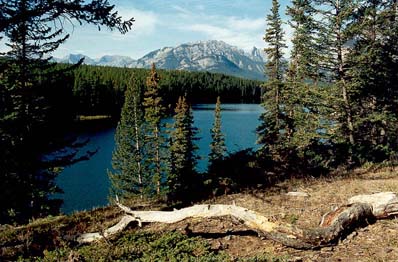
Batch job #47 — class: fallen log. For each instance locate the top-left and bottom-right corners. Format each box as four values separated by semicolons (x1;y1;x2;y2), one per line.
77;192;398;249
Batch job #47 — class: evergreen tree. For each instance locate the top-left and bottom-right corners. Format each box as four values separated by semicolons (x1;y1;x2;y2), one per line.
257;0;287;160
168;96;198;202
345;0;398;162
315;0;356;149
209;96;227;170
142;63;167;195
264;0;287;82
283;0;333;163
0;0;134;223
108;75;146;201
287;0;320;82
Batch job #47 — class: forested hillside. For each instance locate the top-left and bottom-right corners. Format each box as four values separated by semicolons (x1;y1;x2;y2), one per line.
63;64;262;117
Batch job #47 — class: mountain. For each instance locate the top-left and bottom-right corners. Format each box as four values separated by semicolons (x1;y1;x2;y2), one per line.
53;54;96;65
54;40;266;80
96;55;135;67
131;41;266;80
53;54;134;68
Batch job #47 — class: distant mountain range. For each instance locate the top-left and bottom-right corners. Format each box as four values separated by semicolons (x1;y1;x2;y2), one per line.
53;40;267;80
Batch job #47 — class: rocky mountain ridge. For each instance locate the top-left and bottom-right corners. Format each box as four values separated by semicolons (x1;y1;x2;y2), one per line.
54;40;266;80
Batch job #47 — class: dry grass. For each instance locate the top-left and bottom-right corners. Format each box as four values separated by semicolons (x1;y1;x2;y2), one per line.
2;168;398;261
193;168;398;261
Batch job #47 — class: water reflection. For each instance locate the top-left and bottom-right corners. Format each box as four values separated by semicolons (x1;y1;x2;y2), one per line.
55;104;263;213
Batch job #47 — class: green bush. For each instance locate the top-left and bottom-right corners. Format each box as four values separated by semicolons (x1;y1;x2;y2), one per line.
41;231;228;261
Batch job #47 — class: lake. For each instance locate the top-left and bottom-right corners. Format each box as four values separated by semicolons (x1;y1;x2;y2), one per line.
55;104;263;214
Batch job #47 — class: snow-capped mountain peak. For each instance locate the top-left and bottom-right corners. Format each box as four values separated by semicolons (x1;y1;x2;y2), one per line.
54;40;266;80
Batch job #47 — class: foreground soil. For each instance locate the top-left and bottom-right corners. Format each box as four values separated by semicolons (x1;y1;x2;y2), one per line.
149;168;398;261
2;168;398;261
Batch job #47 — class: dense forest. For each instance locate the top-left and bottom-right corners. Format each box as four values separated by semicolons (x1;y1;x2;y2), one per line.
0;0;135;224
0;0;261;224
65;64;262;117
258;0;398;173
1;0;398;230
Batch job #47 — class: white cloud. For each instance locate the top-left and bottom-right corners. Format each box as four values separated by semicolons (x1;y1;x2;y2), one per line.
38;1;295;59
226;17;265;31
195;4;205;11
177;14;267;52
115;7;158;38
171;5;192;16
184;23;262;51
167;3;293;55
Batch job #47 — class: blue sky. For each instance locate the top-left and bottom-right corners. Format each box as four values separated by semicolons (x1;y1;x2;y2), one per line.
1;0;293;59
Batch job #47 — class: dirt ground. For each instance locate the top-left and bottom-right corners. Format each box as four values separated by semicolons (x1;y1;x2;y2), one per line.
142;168;398;261
2;168;398;261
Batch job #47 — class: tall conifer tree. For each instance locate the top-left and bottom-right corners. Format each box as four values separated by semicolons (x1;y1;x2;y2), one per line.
209;96;227;170
0;0;134;223
345;0;398;161
143;63;166;195
287;0;320;82
284;0;332;161
315;0;356;148
168;96;198;201
108;76;146;201
257;0;287;160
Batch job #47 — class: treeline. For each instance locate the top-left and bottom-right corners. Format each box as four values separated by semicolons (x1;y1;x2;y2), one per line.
64;64;262;117
109;63;275;205
2;0;398;226
109;64;235;204
0;0;261;223
0;0;135;224
258;0;398;174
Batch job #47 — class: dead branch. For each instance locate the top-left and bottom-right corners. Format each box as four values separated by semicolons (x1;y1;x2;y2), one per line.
77;192;398;249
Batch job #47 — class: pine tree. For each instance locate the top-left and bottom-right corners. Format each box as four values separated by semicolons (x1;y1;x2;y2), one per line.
142;63;167;196
257;0;287;160
264;0;287;82
168;96;198;202
0;0;134;223
108;75;146;202
209;96;227;170
283;0;332;163
287;0;320;83
316;0;356;145
345;0;398;161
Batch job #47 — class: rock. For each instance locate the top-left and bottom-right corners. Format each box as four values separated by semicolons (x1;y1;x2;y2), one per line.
288;256;303;262
212;240;223;250
385;248;394;253
225;235;232;241
346;231;358;241
322;246;334;252
286;192;309;197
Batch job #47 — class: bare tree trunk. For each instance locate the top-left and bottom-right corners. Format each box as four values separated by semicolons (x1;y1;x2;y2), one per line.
341;80;355;145
154;126;161;195
336;10;355;146
133;96;143;199
77;193;398;249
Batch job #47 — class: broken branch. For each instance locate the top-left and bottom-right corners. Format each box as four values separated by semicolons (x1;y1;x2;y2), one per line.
77;192;398;249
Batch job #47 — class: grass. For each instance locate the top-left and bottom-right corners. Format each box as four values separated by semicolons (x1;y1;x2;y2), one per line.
2;168;398;261
38;231;228;262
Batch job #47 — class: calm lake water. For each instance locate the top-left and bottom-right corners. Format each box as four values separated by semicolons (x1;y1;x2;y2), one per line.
55;104;263;214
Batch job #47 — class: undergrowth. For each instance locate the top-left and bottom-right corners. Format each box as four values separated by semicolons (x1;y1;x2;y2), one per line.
37;231;228;261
